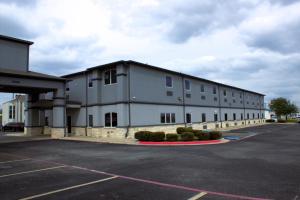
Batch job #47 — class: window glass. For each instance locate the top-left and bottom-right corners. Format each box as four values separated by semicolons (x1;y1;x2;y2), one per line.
185;80;191;90
112;112;118;127
213;86;217;94
233;113;236;121
257;113;260;119
88;115;93;127
166;113;171;123
223;90;227;96
241;113;243;120
105;113;111;127
166;76;172;87
214;113;218;122
214;97;218;101
171;113;176;123
200;85;205;92
161;113;165;123
225;113;228;121
186;113;191;123
104;71;110;85
253;113;255;119
247;113;249;119
111;69;117;84
202;113;206;122
201;95;206;100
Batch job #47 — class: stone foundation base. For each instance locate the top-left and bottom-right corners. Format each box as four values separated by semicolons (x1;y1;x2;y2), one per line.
51;128;65;138
43;127;51;135
24;127;44;136
71;127;86;136
70;119;266;140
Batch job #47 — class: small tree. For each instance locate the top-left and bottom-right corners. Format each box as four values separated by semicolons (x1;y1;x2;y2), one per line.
269;97;298;120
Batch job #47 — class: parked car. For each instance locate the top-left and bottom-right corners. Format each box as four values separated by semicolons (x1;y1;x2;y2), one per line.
2;122;24;132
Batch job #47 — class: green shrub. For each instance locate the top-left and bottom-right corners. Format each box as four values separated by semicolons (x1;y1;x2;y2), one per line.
192;130;202;138
166;134;179;141
198;132;210;140
266;119;275;123
209;131;222;140
176;127;193;134
180;132;194;141
134;131;152;141
149;132;165;142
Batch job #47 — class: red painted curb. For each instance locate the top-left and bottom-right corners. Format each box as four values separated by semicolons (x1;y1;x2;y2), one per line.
139;139;228;146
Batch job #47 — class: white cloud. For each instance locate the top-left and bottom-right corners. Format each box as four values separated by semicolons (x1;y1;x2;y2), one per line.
0;0;299;108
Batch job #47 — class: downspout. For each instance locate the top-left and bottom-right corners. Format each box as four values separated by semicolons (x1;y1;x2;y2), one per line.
125;62;131;138
243;91;246;125
85;71;88;136
181;74;186;127
217;85;222;128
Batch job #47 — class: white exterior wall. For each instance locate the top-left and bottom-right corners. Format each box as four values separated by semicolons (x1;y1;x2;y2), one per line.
2;99;25;126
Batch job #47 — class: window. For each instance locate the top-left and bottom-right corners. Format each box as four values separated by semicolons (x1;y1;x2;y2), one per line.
45;117;49;126
247;113;249;119
240;100;243;104
257;113;260;119
166;91;173;96
88;115;93;127
214;113;218;122
185;80;191;91
252;113;255;119
224;113;228;121
186;113;191;123
233;113;236;121
200;84;205;92
171;113;176;123
161;113;175;124
214;97;218;102
224;98;227;103
166;76;172;88
233;99;236;103
223;90;227;96
201;95;206;100
88;74;93;87
232;92;235;97
9;105;15;119
105;112;118;127
104;68;117;85
202;113;206;122
213;86;217;94
262;113;264;119
160;113;165;123
186;93;191;98
240;93;242;98
241;113;243;120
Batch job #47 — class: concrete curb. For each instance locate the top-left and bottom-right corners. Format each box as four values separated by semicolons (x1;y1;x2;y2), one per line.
138;139;230;146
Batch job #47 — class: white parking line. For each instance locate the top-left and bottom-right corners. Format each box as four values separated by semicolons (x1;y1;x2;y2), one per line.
0;165;66;178
19;176;118;200
0;158;31;164
188;192;207;200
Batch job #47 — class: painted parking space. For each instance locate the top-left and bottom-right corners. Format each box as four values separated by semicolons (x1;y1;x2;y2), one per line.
0;124;299;200
0;163;114;200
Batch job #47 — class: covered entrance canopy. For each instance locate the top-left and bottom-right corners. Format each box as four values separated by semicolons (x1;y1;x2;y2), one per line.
0;34;67;138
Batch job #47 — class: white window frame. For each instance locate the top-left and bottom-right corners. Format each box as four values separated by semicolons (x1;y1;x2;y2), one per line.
165;76;173;88
104;112;118;128
104;69;118;85
161;113;176;124
184;80;191;91
186;113;192;124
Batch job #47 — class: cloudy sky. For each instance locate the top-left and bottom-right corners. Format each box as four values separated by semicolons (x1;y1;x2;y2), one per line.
0;0;300;107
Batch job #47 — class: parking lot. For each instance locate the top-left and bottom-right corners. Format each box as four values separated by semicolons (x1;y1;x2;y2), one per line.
0;123;299;200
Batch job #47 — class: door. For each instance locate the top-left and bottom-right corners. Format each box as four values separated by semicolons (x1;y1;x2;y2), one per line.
67;116;72;134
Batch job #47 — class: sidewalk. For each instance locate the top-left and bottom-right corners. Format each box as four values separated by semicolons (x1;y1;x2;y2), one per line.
59;136;137;145
0;132;51;144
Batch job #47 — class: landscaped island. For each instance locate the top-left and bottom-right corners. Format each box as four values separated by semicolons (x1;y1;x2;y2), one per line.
135;127;223;142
